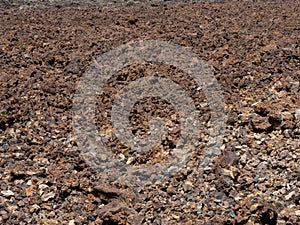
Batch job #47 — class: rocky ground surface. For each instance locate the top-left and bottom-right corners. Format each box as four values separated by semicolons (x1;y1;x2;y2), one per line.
0;0;300;224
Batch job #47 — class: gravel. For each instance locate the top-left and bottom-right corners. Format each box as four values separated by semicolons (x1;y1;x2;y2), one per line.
0;0;299;224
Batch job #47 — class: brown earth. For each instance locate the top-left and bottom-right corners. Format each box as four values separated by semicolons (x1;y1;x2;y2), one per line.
0;1;300;224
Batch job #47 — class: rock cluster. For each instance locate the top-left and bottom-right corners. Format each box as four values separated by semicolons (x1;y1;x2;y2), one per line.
0;0;299;224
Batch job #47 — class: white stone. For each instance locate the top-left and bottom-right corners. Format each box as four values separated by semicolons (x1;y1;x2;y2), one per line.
1;190;14;197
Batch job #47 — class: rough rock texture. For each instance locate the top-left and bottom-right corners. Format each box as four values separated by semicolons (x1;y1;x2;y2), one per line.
0;0;299;224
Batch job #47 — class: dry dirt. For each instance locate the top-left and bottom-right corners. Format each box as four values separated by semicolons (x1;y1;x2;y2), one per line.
0;0;300;224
